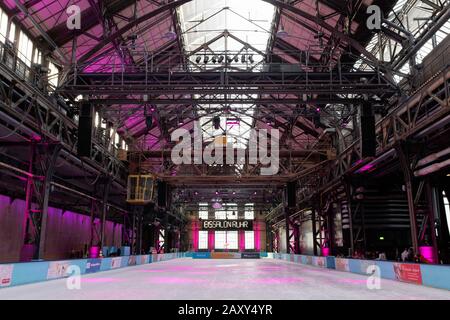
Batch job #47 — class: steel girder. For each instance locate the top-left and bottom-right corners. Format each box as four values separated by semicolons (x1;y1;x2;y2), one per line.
295;66;450;207
76;0;192;66
285;208;300;254
262;0;382;67
21;141;62;260
59;70;395;103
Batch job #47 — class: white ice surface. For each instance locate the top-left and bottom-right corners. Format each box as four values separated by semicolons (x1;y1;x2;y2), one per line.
0;258;449;300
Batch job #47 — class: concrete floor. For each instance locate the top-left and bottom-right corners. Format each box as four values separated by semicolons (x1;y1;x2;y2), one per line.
0;258;449;300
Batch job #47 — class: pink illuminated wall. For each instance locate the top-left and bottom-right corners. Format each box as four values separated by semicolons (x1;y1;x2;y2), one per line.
0;194;122;263
0;195;25;262
239;230;245;251
254;221;261;251
208;230;215;251
192;221;199;252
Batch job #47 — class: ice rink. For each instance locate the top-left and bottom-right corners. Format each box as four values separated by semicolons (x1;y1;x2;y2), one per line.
0;258;449;300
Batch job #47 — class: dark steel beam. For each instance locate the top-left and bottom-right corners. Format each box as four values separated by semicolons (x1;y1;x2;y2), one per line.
46;0;137;46
77;0;192;65
262;0;381;65
85;97;362;105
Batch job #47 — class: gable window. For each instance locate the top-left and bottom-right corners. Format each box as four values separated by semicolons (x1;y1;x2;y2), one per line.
18;31;33;66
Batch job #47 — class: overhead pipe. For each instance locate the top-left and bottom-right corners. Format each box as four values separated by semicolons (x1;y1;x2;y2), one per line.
414;158;450;177
416;147;450;168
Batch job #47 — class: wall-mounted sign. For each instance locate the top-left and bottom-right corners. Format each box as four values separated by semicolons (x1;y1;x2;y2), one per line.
201;220;253;230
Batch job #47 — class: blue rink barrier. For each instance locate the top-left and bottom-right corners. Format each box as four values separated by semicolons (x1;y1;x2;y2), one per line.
192;252;211;259
270;254;450;291
420;264;450;290
0;252;188;288
191;252;268;259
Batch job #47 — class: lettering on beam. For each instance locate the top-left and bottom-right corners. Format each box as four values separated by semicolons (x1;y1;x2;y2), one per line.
201;220;253;231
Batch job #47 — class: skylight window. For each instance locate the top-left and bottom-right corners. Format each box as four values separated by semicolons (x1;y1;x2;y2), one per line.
0;8;8;44
178;0;275;151
178;0;275;54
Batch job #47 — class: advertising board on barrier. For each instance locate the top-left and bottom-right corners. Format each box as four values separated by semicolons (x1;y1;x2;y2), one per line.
128;256;137;266
211;252;240;259
313;256;326;268
393;263;422;284
0;264;13;287
241;252;260;259
306;256;313;265
192;252;211;259
360;260;376;275
111;257;122;269
85;259;101;274
335;258;350;272
47;261;69;279
140;255;148;264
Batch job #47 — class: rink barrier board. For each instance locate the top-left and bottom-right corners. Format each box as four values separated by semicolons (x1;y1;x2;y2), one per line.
191;252;267;259
3;252;449;291
0;252;187;288
270;254;450;291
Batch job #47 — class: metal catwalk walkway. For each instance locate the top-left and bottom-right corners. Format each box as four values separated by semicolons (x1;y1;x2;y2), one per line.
0;259;449;300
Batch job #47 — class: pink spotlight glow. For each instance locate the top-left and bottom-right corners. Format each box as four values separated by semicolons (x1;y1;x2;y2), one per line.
239;230;245;251
208;230;215;250
248;277;305;284
193;221;199;251
89;246;100;258
419;246;437;264
254;221;261;251
31;135;42;142
357;163;375;173
336;279;367;285
82;278;124;283
147;277;206;284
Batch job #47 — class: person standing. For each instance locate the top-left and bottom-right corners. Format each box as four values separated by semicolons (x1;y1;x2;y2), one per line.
401;248;409;262
407;247;414;262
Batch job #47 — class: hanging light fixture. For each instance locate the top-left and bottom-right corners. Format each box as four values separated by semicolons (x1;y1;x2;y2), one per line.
164;27;177;41
212;202;222;209
276;25;288;38
195;56;202;64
